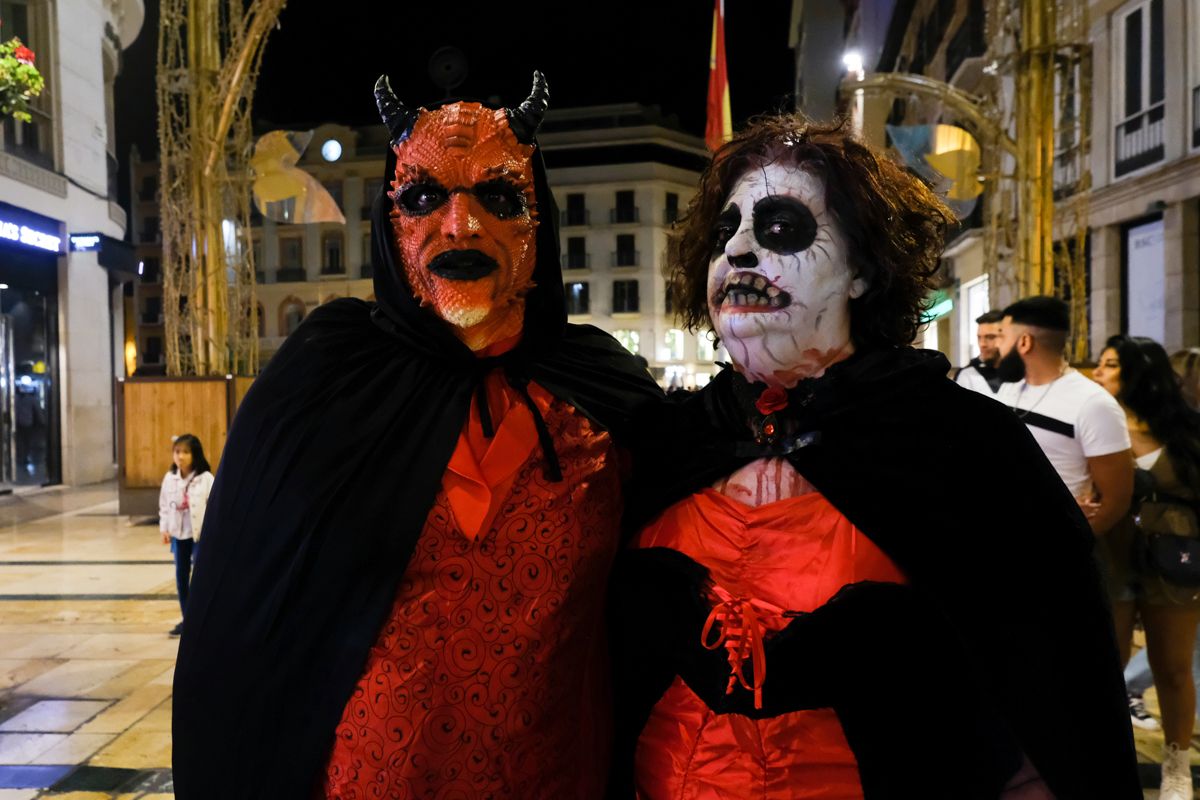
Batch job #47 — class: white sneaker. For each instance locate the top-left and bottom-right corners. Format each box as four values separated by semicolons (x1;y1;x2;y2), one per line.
1161;742;1194;800
1130;693;1161;731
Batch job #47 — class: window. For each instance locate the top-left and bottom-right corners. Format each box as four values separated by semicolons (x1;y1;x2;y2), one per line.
142;297;162;325
256;303;265;338
322;233;344;274
251;238;263;274
142;257;161;284
612;190;638;223
363;180;383;220
0;0;53;170
697;332;716;362
613;280;639;313
612;329;640;355
565;236;588;269
362;232;373;277
139;175;157;201
564;193;588;226
1115;0;1165;176
281;299;306;336
615;234;637;267
665;328;684;361
958;275;990;366
322;180;343;211
566;282;590;315
280;236;304;268
145;336;163;364
665;192;680;225
142;216;159;243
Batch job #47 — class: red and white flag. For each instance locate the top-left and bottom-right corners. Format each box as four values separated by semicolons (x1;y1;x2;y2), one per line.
706;0;732;152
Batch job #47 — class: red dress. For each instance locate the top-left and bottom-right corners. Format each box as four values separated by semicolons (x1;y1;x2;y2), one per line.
631;486;907;800
322;372;620;799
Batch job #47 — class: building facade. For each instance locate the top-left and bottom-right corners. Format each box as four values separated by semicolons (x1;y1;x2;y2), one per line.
129;103;726;388
0;0;144;488
1086;0;1200;358
832;0;1200;365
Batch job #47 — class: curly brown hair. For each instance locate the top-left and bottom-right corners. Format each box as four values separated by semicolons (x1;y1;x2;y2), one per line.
668;115;954;349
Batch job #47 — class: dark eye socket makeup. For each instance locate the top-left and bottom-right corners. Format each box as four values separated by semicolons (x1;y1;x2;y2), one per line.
473;179;526;219
752;196;817;254
396;179;527;219
713;203;742;254
397;182;449;216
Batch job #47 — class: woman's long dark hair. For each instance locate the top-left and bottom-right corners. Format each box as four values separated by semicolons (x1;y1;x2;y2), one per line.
1108;335;1200;489
171;433;213;476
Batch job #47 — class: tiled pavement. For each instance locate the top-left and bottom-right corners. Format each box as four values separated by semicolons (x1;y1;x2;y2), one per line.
0;481;1195;798
0;482;176;799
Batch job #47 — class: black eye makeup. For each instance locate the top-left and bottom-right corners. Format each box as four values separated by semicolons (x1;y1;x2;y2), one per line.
752;196;818;254
473;179;527;219
713;203;741;255
397;182;449;216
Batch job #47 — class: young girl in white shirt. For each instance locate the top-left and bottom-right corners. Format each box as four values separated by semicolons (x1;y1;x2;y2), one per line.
159;433;214;637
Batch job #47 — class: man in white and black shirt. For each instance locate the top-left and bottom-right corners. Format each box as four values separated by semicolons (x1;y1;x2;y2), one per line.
955;310;1004;395
996;296;1133;534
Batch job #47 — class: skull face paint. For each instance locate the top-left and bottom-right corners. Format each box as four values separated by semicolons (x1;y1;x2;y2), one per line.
708;163;867;388
390;102;539;351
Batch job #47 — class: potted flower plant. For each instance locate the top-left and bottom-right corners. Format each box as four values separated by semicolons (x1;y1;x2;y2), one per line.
0;35;44;123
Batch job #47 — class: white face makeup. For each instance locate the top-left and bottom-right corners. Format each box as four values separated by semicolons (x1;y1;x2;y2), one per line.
707;162;867;388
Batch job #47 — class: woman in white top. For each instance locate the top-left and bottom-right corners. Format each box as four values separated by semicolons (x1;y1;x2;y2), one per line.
159;433;214;637
1093;336;1200;800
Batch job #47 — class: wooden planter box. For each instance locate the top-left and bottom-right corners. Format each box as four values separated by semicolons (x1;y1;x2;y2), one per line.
115;375;254;517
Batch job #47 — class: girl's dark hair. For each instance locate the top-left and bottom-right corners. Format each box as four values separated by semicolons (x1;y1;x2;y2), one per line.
1107;335;1200;489
667;114;954;348
171;433;212;476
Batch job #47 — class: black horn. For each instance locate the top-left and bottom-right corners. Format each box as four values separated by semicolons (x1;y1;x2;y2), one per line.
505;71;549;144
374;74;421;145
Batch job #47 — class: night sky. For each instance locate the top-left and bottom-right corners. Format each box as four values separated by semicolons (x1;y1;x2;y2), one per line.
114;2;796;209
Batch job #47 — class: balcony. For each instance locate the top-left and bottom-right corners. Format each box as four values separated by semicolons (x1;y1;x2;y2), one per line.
561;209;590;227
276;267;307;282
610;207;640;224
1115;103;1165;178
254;270;266;284
1193;86;1200;148
612;250;639;268
663;208;680;225
361;205;373;221
139;313;163;325
0;108;54;172
320;265;346;277
360;263;374;279
562;252;591;269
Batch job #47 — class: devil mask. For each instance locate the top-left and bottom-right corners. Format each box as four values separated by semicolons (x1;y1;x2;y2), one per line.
708;162;868;387
375;73;549;352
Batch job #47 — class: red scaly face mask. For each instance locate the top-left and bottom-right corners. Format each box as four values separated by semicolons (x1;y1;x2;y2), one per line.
388;102;539;352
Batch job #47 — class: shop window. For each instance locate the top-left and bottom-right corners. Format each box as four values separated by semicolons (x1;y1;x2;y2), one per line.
665;328;684;361
697;332;716;362
612;329;640;355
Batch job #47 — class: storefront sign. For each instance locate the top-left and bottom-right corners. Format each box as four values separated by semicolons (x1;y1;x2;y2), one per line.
0;218;60;253
69;234;101;251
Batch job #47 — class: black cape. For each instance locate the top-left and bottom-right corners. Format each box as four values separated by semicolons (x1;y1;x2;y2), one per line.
613;348;1140;799
172;132;662;800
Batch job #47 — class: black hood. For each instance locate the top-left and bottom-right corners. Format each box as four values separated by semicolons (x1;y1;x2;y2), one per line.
172;98;661;800
369;108;565;363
